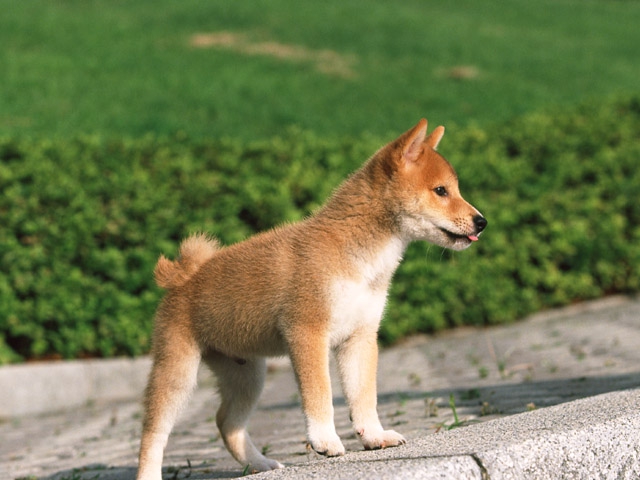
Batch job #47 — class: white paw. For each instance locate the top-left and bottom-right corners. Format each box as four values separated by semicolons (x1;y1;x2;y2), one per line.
309;436;346;457
307;421;346;457
358;427;406;450
245;457;284;474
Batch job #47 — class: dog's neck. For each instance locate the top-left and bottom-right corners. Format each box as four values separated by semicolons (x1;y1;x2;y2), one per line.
310;159;408;287
314;159;396;233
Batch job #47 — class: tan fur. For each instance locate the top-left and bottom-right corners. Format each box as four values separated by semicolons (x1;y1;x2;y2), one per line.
137;119;487;478
154;233;220;289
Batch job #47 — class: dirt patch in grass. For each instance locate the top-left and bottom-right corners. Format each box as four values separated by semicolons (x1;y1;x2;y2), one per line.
190;31;357;79
436;65;481;81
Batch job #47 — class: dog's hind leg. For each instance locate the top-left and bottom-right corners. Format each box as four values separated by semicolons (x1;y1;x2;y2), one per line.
137;333;201;480
204;353;284;473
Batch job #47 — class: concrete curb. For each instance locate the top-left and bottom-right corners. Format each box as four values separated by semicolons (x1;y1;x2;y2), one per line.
251;389;640;479
0;357;151;417
0;356;292;418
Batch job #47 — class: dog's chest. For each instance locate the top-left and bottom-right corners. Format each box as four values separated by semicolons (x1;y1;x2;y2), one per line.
328;237;405;346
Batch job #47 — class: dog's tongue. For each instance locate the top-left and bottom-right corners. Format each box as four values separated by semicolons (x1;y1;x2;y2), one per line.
467;235;479;242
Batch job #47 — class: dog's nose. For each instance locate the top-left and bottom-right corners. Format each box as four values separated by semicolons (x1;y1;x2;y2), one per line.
473;215;487;232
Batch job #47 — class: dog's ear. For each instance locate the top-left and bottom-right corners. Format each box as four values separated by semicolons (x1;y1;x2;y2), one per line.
426;126;445;150
401;119;428;164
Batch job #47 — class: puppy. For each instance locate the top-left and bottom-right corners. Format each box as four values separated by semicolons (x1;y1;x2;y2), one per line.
137;119;486;478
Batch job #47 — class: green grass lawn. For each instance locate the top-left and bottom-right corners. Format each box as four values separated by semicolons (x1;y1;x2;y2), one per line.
1;0;639;140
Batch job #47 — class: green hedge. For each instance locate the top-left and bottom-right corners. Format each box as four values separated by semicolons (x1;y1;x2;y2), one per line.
1;96;639;363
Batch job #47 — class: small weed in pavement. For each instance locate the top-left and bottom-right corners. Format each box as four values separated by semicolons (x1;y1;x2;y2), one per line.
435;394;479;431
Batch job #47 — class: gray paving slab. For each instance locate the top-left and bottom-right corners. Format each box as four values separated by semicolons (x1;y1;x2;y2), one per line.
2;295;639;479
251;389;640;480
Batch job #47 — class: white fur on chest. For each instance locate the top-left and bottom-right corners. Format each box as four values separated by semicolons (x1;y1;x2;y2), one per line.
328;237;406;347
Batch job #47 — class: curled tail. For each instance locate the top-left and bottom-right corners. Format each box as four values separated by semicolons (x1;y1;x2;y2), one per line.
154;233;220;289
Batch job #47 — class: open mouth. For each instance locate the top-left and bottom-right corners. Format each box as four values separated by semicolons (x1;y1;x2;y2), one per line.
439;228;479;243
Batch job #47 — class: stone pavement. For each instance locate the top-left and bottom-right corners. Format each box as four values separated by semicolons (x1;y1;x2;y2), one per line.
2;295;639;479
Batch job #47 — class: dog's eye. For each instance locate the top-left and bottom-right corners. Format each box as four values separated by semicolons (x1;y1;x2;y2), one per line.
434;186;447;197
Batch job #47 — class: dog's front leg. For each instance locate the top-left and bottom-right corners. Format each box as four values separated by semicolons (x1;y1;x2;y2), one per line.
335;328;406;450
288;330;345;457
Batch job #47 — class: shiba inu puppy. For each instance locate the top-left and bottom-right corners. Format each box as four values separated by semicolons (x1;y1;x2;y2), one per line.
137;119;486;478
